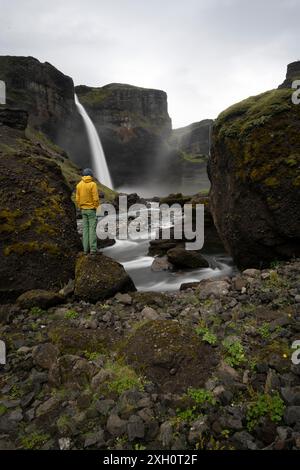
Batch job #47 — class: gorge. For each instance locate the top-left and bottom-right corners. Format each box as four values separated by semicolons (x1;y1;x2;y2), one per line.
0;56;300;451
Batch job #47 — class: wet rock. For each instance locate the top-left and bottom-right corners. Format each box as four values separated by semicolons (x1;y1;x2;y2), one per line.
167;247;209;269
151;256;173;272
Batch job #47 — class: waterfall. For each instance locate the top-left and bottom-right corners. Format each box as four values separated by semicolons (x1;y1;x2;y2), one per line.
75;94;113;188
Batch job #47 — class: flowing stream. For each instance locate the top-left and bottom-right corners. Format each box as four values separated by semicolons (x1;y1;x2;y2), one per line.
75;94;113;188
99;206;236;291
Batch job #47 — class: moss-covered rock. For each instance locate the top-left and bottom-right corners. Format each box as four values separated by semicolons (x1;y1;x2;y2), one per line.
118;320;218;393
209;63;300;268
0;119;81;301
74;253;136;302
16;290;64;310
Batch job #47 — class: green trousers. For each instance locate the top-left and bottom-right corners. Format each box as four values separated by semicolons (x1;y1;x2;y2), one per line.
81;209;97;253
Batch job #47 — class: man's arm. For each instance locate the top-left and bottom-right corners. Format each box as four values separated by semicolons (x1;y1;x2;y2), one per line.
92;182;100;208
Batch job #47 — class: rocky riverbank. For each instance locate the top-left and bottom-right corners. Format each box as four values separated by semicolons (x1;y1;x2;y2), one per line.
1;258;300;450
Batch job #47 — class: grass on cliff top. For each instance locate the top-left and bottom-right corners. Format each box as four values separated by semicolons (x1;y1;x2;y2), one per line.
25;126;116;201
215;88;293;134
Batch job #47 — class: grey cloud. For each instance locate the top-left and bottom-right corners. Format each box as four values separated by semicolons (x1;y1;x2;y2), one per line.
0;0;299;126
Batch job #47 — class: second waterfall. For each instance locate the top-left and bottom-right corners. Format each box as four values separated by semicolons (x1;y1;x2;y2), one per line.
75;94;113;189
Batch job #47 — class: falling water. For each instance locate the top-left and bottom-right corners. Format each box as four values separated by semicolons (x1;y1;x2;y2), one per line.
75;94;113;188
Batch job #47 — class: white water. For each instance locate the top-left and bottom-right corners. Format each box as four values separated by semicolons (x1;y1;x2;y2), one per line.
75;94;113;189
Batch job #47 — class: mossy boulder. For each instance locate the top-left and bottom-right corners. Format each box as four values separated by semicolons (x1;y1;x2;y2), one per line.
209;64;300;268
118;320;218;393
48;323;110;355
74;253;136;302
16;289;64;310
0;122;81;301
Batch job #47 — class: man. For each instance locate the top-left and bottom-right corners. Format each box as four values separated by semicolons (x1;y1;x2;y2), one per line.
76;168;100;254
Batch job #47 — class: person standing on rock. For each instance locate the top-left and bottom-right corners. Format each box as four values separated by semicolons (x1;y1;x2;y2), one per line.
76;168;100;254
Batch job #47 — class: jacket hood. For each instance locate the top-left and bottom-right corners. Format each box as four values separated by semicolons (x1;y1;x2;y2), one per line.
82;176;93;183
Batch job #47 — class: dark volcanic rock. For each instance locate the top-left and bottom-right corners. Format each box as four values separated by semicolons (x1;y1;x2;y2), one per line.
0;108;28;130
278;61;300;89
0;125;81;302
74;253;136;302
209;66;300;269
0;55;74;139
167;247;209;269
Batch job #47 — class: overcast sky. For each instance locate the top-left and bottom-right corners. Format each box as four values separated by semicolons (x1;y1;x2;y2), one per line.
0;0;299;127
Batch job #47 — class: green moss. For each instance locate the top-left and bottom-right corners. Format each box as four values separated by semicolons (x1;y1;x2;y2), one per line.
20;432;51;450
0;404;7;416
3;241;60;256
64;310;79;320
77;87;113;107
264;176;279;187
103;360;146;396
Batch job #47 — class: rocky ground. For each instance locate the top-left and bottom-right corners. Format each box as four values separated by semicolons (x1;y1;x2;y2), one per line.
1;258;300;450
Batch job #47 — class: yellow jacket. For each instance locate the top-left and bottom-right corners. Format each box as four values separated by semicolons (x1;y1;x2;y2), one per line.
76;176;100;209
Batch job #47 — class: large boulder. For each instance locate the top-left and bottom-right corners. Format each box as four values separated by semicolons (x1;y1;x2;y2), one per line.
209;63;300;268
0;118;81;301
16;289;64;310
74;253;136;302
119;320;217;393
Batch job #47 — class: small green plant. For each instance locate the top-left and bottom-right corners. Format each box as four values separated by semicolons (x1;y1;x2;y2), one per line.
187;388;216;406
258;322;271;340
30;306;46;316
99;303;110;310
222;338;245;367
105;362;145;395
9;385;21;399
221;429;230;439
195;326;217;345
65;310;79;320
247;392;285;431
56;414;73;434
83;351;100;361
270;260;280;269
134;443;146;450
20;432;51;449
176;407;198;422
176;388;216;423
0;404;7;416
